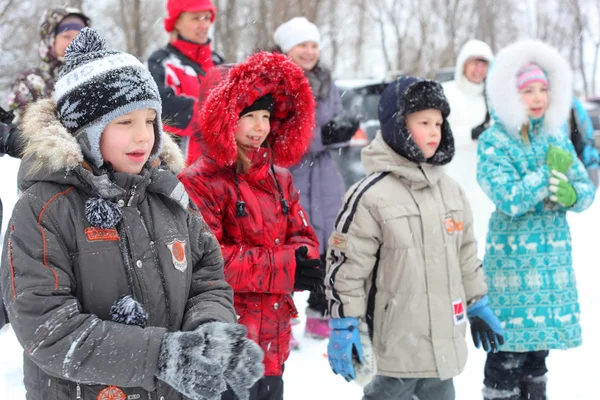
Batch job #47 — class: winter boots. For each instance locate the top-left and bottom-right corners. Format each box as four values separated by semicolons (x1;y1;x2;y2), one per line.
304;308;331;339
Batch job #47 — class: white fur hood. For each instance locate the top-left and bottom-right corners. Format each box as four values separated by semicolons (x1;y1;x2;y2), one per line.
486;39;572;134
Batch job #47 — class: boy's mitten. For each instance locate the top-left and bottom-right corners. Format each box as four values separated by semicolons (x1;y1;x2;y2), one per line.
467;296;505;353
156;329;228;400
109;295;148;328
549;170;577;207
327;317;364;382
546;145;573;175
194;322;264;400
294;246;325;292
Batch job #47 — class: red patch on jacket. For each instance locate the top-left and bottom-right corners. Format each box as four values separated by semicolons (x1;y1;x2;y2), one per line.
198;51;315;168
84;227;119;242
97;386;126;400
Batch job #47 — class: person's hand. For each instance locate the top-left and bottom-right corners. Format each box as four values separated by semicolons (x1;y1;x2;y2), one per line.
327;317;364;382
294;246;325;292
467;296;505;353
546;145;573;175
549;170;577;207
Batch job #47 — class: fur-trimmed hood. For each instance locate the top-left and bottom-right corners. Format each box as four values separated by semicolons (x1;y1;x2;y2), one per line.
18;98;186;198
199;51;315;168
486;39;572;134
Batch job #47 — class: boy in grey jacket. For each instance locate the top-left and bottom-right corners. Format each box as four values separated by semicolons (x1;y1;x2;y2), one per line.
325;76;505;400
0;28;263;400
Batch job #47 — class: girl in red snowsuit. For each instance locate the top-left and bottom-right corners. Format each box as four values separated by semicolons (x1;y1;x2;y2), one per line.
179;52;323;400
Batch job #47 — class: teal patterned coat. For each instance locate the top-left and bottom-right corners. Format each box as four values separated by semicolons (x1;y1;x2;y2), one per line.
476;39;596;352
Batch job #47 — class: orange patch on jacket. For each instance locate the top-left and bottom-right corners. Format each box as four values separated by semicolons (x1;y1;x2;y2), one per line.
171;241;185;262
97;386;126;400
85;227;120;242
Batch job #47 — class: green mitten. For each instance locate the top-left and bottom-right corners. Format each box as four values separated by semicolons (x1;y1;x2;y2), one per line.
549;171;577;207
546;145;573;174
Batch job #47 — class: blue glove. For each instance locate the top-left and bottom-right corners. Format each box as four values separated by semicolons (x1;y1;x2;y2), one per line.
467;296;505;353
327;317;363;382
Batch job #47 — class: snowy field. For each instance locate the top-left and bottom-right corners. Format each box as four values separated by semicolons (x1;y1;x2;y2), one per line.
1;153;599;399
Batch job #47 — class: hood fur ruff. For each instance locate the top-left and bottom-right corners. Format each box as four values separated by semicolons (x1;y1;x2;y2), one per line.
199;51;316;168
20;98;185;175
486;39;572;135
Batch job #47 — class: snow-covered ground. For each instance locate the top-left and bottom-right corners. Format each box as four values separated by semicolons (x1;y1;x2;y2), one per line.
1;152;599;399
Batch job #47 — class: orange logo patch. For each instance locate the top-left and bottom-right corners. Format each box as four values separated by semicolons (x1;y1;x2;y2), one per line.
455;221;464;232
445;218;455;234
85;227;119;242
97;386;126;400
166;240;187;272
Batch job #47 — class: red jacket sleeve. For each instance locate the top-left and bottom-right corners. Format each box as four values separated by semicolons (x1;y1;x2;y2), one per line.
181;171;319;295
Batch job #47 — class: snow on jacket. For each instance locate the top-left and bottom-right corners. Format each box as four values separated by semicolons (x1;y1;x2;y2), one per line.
147;38;224;166
0;99;236;400
442;39;494;147
288;65;346;255
325;132;487;380
477;40;596;352
7;7;90;119
179;52;320;376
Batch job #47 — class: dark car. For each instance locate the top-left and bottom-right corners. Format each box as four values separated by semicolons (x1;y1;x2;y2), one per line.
434;66;455;83
331;79;388;189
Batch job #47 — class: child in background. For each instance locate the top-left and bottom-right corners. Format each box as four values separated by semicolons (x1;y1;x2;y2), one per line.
325;76;504;400
477;40;596;400
179;51;324;400
1;28;263;400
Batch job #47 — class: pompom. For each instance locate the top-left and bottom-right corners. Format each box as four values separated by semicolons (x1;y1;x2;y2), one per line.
85;197;123;228
110;295;148;328
65;27;106;62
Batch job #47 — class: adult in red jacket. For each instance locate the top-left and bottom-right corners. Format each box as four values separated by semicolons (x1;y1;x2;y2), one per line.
179;52;322;400
147;0;223;166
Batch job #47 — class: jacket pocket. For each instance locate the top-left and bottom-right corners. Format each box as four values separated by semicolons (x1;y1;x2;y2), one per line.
377;204;420;249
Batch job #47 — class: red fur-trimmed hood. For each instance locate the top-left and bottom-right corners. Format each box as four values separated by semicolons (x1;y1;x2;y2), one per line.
199;51;315;168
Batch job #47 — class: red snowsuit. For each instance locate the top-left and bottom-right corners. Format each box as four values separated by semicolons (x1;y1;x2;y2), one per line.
179;52;319;376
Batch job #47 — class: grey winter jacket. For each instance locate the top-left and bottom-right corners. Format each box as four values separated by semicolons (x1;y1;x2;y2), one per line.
288;70;346;254
0;99;236;400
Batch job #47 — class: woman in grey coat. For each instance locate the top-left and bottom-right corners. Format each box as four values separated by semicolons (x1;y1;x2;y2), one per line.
274;17;357;339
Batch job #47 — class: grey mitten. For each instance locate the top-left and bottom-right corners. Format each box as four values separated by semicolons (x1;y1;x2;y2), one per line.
156;329;227;400
197;322;265;400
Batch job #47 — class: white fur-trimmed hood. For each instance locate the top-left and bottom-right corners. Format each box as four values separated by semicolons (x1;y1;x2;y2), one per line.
20;98;185;175
486;39;572;134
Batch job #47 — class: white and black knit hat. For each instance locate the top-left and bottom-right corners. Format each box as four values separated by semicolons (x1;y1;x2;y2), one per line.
53;27;162;168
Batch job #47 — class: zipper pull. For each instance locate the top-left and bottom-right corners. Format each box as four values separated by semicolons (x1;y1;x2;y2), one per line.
76;383;81;399
298;210;308;227
127;185;137;207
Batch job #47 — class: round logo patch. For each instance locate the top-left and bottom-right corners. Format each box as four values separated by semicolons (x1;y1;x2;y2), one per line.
172;241;185;262
445;217;455;234
97;386;126;400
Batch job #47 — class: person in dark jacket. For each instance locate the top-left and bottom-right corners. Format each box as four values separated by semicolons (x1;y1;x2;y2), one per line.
0;28;263;400
7;6;90;118
179;51;324;400
147;0;224;166
273;17;358;340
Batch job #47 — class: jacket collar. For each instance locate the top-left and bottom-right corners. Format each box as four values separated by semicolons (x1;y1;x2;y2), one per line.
362;133;444;190
169;37;215;72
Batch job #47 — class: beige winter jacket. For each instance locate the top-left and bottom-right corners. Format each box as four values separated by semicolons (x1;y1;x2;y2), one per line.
325;132;487;380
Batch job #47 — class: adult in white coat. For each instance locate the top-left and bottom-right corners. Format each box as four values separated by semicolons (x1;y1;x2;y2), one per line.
442;39;494;256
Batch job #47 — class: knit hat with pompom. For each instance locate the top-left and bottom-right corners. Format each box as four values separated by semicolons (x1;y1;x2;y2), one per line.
53;27;162;168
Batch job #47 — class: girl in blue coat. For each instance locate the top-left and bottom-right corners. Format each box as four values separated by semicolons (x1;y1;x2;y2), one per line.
477;40;596;400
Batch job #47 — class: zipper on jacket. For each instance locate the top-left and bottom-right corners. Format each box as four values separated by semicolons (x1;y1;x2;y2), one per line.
298;210;308;227
127;185;137;207
76;383;81;399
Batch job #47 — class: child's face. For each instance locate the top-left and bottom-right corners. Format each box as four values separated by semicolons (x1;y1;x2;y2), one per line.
100;109;156;174
235;110;271;148
405;109;443;159
519;82;548;119
287;41;319;72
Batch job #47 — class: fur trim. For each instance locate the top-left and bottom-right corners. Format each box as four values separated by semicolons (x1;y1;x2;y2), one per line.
199;51;315;168
486;39;572;134
20;98;185;174
354;322;377;387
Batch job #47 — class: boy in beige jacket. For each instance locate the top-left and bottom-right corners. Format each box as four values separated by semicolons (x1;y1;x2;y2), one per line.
325;76;504;400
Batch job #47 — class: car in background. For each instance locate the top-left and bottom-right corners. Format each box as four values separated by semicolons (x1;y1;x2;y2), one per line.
331;79;389;189
434;66;455;83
